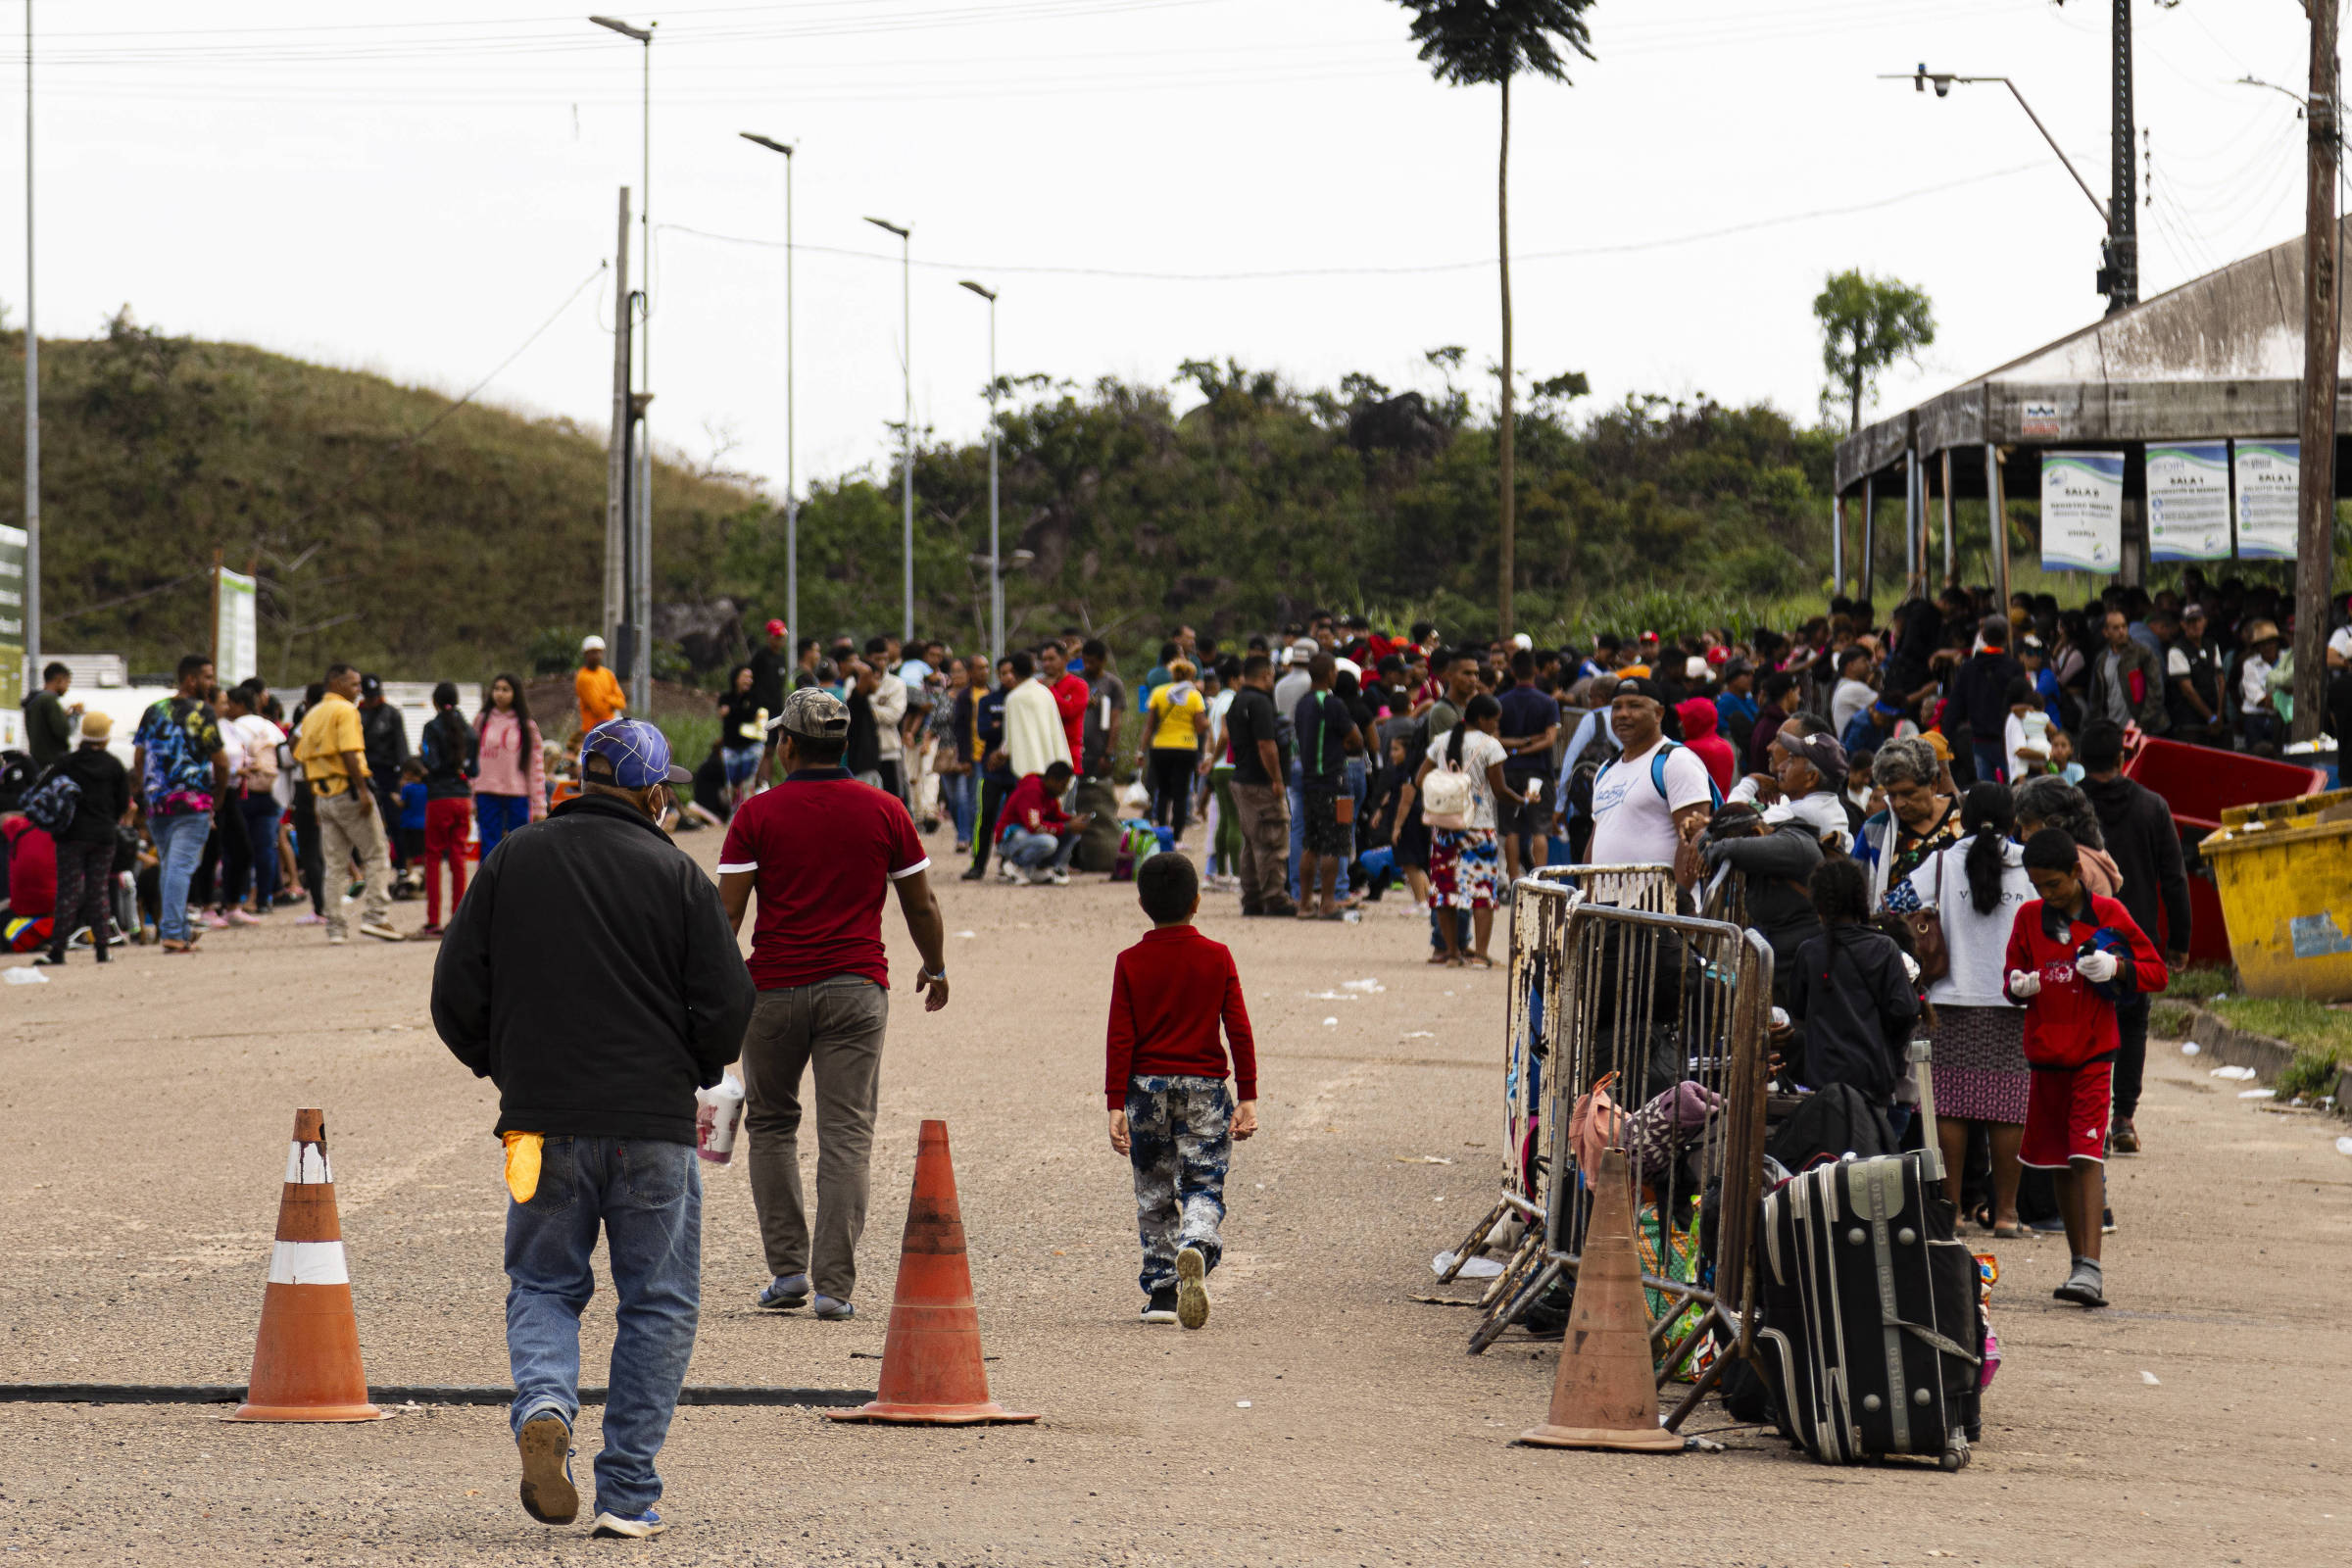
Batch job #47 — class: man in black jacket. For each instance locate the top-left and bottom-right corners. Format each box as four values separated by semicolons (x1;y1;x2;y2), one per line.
1946;615;2022;786
432;717;756;1542
2075;720;2191;1157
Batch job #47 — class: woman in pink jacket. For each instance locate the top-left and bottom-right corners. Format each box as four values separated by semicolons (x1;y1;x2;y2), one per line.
473;673;546;858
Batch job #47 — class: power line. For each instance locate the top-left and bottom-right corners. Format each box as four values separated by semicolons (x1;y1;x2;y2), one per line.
655;159;2058;284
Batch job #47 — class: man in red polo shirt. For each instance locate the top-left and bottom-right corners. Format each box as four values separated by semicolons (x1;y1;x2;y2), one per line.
1037;641;1090;766
718;688;950;1323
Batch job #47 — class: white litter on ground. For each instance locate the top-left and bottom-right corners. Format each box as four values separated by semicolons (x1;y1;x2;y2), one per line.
955;930;977;939
1431;1250;1505;1280
2;967;48;985
1401;1031;1437;1040
2140;1371;2161;1385
2209;1064;2259;1081
2336;1137;2352;1156
1340;978;1385;993
1236;1400;1251;1409
2239;1088;2277;1100
1322;1016;1339;1027
2180;1041;2201;1055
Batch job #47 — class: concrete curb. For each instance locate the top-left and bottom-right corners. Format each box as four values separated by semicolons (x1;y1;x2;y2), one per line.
2183;1007;2300;1082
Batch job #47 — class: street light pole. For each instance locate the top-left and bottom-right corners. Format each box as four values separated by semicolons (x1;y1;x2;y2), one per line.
866;216;914;642
1888;67;2131;310
740;133;797;646
959;280;1000;662
592;14;655;713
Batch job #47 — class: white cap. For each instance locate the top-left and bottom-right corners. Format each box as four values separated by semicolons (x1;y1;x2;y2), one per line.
1510;632;1533;651
581;634;608;652
1686;655;1708;680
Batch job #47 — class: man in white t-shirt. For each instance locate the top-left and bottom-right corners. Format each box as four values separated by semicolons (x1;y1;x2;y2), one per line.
1583;677;1713;886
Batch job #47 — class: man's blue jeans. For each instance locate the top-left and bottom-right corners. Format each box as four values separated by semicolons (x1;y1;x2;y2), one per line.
150;810;211;943
1000;827;1081;872
1286;759;1306;900
1970;740;2007;787
506;1136;702;1519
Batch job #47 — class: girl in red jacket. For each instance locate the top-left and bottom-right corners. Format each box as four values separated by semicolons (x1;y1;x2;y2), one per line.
2004;827;2168;1307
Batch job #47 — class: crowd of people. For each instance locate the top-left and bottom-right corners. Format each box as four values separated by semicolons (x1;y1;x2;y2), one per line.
1;656;553;959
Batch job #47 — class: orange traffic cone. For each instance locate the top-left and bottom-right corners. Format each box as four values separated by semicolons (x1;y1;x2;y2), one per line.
232;1110;385;1423
830;1120;1037;1426
1518;1148;1680;1451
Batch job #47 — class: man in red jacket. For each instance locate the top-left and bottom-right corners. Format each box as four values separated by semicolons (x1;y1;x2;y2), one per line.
2005;827;2168;1308
1104;853;1257;1329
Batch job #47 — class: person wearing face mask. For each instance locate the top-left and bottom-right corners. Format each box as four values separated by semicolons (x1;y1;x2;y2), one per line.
431;716;757;1543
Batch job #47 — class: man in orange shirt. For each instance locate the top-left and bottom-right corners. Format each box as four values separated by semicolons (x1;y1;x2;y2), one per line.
577;635;627;734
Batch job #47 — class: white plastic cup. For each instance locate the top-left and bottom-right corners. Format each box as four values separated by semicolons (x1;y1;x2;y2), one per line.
695;1076;747;1164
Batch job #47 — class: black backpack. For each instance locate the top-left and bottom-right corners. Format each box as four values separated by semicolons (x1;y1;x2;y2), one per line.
1561;721;1617;820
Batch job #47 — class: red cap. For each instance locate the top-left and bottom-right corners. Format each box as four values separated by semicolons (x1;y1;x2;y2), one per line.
1640;629;1660;643
1706;646;1731;665
765;618;787;637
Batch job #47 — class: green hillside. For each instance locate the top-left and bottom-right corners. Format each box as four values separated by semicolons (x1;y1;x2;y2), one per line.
0;313;761;685
5;316;1861;690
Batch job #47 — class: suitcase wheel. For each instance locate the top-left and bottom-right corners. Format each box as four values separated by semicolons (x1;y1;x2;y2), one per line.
1940;1431;1972;1472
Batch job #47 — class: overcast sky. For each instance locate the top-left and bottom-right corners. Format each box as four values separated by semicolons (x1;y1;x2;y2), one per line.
3;0;2324;499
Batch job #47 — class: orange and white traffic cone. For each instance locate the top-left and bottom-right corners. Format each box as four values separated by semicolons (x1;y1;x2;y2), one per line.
830;1120;1037;1426
1517;1148;1681;1451
232;1109;385;1423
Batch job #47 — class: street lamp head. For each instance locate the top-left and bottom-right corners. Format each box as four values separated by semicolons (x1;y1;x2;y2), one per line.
740;132;793;157
589;15;655;42
864;216;911;240
958;280;997;302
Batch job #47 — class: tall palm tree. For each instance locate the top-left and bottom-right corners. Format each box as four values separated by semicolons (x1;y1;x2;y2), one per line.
1395;0;1594;638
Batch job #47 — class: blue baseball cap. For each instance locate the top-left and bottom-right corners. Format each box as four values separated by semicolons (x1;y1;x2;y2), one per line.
580;718;691;788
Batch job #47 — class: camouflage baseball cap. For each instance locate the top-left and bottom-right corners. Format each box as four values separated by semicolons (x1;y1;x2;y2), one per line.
774;685;850;741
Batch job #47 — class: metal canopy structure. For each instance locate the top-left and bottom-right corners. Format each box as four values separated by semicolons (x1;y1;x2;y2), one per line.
1831;217;2352;600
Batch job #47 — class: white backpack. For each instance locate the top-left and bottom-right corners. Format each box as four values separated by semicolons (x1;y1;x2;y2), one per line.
1422;758;1475;830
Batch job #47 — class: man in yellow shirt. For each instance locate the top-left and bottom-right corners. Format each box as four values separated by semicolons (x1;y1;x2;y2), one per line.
294;662;402;945
577;635;627;734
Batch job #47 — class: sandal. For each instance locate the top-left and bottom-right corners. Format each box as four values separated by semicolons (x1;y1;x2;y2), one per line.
1426;951;1453;965
1465;954;1495;969
1990;1222;2034;1240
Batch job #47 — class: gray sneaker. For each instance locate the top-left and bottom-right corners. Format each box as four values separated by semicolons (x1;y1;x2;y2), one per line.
757;1273;809;1311
811;1294;855;1321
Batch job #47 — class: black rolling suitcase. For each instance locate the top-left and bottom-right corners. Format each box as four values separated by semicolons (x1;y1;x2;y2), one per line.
1752;1042;1984;1469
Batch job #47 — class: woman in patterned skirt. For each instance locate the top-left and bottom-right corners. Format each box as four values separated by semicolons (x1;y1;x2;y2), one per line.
1888;781;2035;1236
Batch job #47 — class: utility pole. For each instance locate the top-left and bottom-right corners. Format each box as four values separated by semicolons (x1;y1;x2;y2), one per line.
606;188;631;649
21;0;35;689
2099;0;2139;313
2295;0;2339;745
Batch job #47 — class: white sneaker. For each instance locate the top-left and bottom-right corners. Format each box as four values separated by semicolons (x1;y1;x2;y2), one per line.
327;931;348;946
358;921;406;943
1049;868;1070;887
996;860;1020;883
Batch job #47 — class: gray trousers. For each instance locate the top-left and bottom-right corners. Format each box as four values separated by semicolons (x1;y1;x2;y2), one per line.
314;788;392;937
738;975;890;1300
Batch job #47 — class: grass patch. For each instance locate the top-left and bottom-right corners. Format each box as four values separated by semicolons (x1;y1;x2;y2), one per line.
2165;964;2235;1001
2207;997;2352;1058
2147;998;2198;1042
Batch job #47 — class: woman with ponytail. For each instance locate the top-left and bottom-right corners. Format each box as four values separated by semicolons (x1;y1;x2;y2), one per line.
1887;780;2036;1236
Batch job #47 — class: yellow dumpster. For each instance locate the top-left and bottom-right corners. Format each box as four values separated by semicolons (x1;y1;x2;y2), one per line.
2200;788;2352;1003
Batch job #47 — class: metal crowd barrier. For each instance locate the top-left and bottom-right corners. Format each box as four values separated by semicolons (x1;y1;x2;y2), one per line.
1437;866;1675;1310
1460;894;1773;1431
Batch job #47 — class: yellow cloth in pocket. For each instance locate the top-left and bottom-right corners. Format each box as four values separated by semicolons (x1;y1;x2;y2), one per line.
503;1131;544;1203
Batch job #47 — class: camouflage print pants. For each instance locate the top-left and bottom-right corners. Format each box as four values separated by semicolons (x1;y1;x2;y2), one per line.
1125;1075;1232;1297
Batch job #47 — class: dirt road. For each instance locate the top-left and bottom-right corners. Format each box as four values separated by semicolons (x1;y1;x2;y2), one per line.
2;831;2346;1565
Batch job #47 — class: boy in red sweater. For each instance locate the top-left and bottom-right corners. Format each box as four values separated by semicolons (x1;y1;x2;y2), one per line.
2005;827;2168;1308
1105;852;1258;1328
